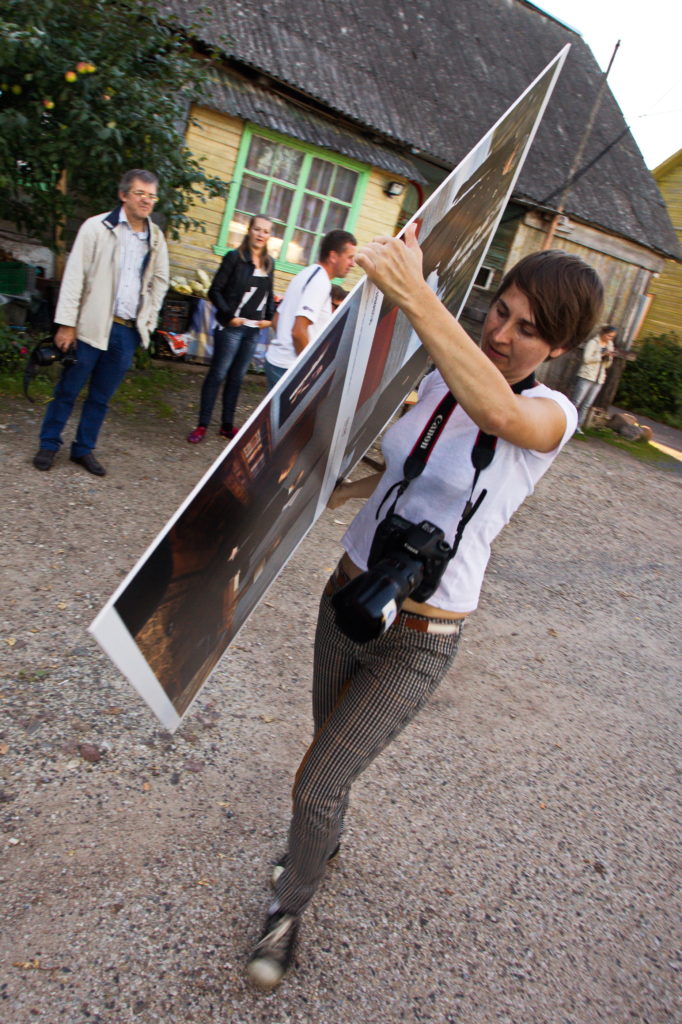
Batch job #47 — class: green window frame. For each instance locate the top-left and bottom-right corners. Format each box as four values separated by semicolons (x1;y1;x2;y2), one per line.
214;125;369;275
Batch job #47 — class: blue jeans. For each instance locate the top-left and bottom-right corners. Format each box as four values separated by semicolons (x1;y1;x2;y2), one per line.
264;358;289;390
198;324;259;428
39;322;139;457
572;376;602;427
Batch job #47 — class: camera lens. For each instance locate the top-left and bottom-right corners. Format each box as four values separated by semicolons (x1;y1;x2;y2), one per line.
332;556;423;644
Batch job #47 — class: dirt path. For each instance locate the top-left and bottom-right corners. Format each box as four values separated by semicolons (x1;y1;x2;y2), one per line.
1;372;680;1024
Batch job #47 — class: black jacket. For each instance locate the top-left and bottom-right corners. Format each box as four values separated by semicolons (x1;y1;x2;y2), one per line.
208;248;275;328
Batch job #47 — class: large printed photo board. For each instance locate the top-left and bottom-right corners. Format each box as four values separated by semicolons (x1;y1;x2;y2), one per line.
90;48;569;730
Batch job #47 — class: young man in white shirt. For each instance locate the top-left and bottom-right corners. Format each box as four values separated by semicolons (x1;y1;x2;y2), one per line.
264;229;356;389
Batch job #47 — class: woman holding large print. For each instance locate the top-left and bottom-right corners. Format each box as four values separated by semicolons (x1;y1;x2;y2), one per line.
246;225;602;990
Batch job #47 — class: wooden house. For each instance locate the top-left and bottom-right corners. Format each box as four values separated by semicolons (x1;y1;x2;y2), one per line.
157;0;679;392
637;148;682;341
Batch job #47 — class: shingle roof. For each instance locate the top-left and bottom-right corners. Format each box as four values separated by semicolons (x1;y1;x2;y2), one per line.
161;0;680;259
203;70;426;181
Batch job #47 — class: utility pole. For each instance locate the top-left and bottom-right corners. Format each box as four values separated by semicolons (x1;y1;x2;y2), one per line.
542;41;621;250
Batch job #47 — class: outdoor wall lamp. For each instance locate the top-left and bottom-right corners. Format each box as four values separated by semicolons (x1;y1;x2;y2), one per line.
384;181;405;197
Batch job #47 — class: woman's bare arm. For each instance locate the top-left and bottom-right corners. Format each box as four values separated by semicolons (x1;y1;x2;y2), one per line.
355;226;568;452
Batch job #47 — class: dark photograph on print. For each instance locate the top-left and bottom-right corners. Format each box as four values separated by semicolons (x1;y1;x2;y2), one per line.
278;311;348;428
114;376;337;716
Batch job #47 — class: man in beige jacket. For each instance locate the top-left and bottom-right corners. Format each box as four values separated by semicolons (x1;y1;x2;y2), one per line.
572;324;617;430
33;169;169;476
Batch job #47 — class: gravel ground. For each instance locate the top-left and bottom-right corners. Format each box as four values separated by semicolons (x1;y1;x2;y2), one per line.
1;369;680;1024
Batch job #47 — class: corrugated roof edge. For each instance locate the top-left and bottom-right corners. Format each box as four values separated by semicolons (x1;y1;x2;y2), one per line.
198;69;427;182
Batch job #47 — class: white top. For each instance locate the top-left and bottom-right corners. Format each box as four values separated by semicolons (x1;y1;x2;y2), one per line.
343;369;577;613
115;208;149;320
267;263;332;369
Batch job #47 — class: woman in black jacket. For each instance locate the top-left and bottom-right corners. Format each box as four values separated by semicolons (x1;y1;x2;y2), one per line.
187;215;275;443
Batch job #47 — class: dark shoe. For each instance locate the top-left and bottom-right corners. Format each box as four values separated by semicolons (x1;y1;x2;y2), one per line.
187;426;206;444
271;844;340;888
219;424;237;439
70;452;106;476
33;449;56;471
246;911;299;991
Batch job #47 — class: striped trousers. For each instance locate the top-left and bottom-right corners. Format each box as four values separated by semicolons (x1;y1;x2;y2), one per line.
274;568;464;916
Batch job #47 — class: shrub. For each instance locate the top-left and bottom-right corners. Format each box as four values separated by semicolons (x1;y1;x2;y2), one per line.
0;311;31;370
616;333;682;427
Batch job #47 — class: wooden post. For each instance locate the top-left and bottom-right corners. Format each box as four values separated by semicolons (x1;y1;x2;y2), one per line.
543;42;620;250
54;169;68;280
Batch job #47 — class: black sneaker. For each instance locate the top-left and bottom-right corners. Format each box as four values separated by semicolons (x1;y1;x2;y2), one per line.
246;911;299;990
271;844;340;888
33;449;56;471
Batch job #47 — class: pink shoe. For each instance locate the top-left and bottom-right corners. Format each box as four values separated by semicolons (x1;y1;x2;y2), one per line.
219;425;237;439
187;426;207;444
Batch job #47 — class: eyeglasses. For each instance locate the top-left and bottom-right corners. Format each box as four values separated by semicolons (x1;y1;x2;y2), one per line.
130;190;159;202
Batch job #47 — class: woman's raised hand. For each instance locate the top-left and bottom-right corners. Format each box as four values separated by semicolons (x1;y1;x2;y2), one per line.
354;223;426;310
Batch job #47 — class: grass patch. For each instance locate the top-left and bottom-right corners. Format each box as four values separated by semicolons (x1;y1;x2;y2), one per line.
112;363;190;419
575;426;679;469
0;365;59;403
0;359;192;419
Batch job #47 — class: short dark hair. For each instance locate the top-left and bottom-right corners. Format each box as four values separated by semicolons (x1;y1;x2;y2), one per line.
493;249;603;352
118;169;159;194
331;284;349;307
319;230;357;263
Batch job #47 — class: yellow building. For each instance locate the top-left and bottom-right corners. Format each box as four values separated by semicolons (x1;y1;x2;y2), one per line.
166;72;422;298
638;149;682;341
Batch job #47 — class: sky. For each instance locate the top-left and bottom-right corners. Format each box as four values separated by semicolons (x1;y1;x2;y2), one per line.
535;0;682;169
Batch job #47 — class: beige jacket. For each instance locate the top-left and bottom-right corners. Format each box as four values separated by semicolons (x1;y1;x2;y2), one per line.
577;335;614;385
54;206;169;350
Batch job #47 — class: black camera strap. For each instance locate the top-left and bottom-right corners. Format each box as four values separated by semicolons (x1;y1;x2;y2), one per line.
376;371;536;558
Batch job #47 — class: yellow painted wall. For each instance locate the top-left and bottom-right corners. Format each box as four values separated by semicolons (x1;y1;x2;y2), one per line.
342;169;405;290
639;152;682;340
166;107;243;282
168;104;406;296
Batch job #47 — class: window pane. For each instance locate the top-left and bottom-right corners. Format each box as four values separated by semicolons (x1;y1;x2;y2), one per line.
246;136;276;175
272;146;304;184
323;202;348;232
331;166;358;202
308;157;333;195
297;194;324;231
286;229;317;266
226;210;251;249
268;221;286;259
268;183;294;222
236;173;267;214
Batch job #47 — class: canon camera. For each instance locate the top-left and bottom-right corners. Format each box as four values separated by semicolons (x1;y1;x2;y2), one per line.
331;513;453;644
23;337;77;401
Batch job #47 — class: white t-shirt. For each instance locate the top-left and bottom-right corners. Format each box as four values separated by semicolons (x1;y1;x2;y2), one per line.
342;369;577;613
266;264;332;369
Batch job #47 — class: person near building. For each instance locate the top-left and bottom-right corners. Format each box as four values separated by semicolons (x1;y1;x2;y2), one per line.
264;230;356;389
186;215;275;444
246;229;603;990
572;324;617;430
32;169;169;477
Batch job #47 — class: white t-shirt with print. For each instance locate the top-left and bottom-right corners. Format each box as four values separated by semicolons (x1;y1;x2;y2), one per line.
266;264;331;369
